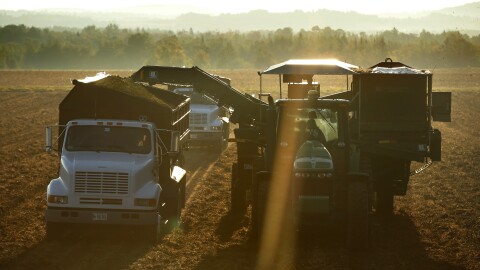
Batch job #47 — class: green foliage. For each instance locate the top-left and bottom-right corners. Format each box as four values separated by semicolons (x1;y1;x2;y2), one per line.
0;43;25;68
153;35;187;66
0;24;479;69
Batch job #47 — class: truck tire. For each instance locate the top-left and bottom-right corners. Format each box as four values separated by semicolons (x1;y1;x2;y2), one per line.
376;180;394;217
231;163;246;213
251;172;269;240
171;188;183;228
347;180;369;251
145;214;165;244
162;188;182;232
216;133;228;153
221;137;228;152
46;222;64;241
176;152;186;167
181;177;186;209
222;124;230;151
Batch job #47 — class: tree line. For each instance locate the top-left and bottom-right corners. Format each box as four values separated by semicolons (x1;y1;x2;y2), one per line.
1;24;479;70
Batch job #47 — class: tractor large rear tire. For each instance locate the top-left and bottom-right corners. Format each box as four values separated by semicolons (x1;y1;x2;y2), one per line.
347;181;369;251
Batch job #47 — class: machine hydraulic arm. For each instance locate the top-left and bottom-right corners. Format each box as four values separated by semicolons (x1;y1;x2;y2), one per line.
131;66;268;127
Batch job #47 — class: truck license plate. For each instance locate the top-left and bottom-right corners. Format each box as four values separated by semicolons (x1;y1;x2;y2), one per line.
92;213;108;221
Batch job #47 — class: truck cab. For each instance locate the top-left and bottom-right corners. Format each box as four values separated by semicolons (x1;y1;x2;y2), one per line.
173;87;229;151
46;119;185;242
45;74;190;243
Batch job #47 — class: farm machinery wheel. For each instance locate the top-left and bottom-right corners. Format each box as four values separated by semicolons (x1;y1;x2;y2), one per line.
347;180;370;251
376;179;394;217
251;171;270;240
230;163;246;213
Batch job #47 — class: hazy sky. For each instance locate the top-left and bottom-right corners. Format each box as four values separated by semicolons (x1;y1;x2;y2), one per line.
0;0;476;14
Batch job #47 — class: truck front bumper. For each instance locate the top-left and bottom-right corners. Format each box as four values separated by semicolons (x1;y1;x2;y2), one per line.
46;207;158;225
189;131;223;144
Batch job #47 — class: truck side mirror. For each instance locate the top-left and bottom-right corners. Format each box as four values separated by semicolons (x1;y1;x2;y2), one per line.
45;126;53;153
171;131;180;153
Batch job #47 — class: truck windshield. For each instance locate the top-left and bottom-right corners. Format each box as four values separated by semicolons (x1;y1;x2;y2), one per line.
65;126;151;154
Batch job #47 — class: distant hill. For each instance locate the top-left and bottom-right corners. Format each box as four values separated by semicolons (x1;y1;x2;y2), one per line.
0;2;479;34
436;2;480;18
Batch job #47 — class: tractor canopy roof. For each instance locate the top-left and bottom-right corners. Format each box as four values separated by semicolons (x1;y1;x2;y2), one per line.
260;59;358;75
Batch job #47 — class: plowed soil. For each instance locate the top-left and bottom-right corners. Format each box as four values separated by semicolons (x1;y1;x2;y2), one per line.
0;70;479;270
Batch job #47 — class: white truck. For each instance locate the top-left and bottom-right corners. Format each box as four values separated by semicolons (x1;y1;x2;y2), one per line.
173;87;229;151
45;74;190;243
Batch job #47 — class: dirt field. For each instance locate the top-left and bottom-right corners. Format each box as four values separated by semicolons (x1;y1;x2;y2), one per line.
0;70;479;270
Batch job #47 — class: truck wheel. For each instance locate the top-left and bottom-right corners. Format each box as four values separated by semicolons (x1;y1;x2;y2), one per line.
221;123;230;151
231;163;246;213
181;177;186;209
170;188;183;230
161;189;182;232
376;180;394;217
176;152;186;167
221;137;228;152
217;134;228;153
146;214;165;244
251;172;269;240
46;222;63;241
347;181;369;251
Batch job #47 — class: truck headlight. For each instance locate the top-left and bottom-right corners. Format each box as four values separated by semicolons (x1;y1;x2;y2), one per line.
135;198;157;207
211;126;222;131
48;195;68;204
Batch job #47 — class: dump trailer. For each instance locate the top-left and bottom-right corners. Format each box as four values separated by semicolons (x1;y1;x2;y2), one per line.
323;58;451;216
45;73;190;243
130;59;451;249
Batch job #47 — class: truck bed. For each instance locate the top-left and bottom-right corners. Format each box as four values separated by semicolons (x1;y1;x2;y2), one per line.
59;75;190;147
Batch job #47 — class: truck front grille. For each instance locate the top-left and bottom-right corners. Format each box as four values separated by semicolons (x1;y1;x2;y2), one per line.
79;197;123;205
75;171;129;195
190;113;208;125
